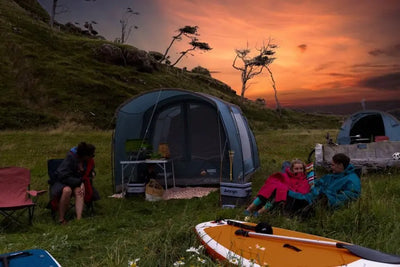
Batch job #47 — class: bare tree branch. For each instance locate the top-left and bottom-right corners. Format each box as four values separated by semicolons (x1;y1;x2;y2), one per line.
233;39;279;111
117;7;139;44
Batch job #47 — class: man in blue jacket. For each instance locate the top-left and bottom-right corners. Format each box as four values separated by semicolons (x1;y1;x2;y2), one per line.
288;153;361;209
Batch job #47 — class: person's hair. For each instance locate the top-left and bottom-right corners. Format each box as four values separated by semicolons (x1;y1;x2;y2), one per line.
332;153;350;169
77;142;96;158
290;159;305;173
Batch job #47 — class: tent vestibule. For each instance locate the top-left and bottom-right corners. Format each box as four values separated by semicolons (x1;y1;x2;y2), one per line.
112;89;260;193
337;110;400;145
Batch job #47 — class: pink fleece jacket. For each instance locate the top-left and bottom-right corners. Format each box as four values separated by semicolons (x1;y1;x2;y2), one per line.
257;167;310;202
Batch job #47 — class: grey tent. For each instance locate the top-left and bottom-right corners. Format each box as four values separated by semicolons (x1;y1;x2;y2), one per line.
112;89;259;192
337;110;400;145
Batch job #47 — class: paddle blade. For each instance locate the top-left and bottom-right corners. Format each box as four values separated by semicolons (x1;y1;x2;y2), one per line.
337;243;400;264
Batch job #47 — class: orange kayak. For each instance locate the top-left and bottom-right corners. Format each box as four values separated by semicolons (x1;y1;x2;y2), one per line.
195;220;400;266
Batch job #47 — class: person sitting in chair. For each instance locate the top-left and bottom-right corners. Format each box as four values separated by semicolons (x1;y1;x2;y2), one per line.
50;142;98;224
288;153;361;210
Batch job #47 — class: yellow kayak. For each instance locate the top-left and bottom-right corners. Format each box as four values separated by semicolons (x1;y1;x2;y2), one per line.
195;220;400;266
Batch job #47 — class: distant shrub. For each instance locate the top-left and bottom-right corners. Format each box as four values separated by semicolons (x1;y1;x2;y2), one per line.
191;66;211;76
255;98;266;107
148;51;163;61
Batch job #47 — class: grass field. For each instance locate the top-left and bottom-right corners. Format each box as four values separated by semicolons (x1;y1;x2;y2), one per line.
1;128;400;266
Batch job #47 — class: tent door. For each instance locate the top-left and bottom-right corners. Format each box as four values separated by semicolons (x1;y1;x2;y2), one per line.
150;102;227;181
350;114;385;143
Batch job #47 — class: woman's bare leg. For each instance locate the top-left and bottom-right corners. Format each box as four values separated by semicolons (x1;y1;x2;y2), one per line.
59;186;72;223
246;203;257;212
74;185;85;220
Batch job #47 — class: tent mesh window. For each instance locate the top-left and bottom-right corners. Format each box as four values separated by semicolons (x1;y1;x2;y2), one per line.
150;102;227;179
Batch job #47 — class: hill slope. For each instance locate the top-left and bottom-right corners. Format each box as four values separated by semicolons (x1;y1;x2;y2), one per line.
0;0;341;130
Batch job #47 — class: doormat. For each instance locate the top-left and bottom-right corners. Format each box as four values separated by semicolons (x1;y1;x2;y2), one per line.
163;187;218;200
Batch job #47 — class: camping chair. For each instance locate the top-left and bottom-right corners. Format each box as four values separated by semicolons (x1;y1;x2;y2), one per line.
47;159;97;220
47;159;64;219
0;167;46;228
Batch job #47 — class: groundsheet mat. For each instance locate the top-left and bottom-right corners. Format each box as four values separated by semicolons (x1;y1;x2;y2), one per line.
163;187;218;200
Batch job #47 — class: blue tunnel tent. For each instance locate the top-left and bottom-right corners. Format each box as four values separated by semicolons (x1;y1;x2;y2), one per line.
112;89;260;192
337;110;400;145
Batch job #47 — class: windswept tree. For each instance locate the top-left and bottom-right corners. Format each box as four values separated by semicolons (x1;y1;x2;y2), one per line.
116;7;139;44
83;21;98;36
49;0;68;28
232;40;281;114
159;26;212;66
170;38;211;67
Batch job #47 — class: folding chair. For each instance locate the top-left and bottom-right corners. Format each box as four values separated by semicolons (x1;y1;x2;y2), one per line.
47;159;98;220
47;159;65;219
0;167;46;227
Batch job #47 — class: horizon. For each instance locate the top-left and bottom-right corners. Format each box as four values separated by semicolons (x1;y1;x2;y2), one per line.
37;0;400;109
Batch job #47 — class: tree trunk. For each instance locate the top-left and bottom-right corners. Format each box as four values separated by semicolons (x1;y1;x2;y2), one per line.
267;67;281;116
171;47;195;67
121;21;126;44
160;33;182;63
240;78;247;102
50;0;57;28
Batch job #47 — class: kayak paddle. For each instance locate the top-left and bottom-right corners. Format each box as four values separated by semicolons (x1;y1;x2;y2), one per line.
235;229;400;264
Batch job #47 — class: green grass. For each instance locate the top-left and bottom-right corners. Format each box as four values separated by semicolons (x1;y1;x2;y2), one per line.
1;128;400;266
1;2;399;266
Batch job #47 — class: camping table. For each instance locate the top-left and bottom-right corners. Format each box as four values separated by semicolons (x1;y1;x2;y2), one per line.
120;159;175;190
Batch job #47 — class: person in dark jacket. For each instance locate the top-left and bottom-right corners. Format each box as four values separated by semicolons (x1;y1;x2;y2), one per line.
51;142;96;224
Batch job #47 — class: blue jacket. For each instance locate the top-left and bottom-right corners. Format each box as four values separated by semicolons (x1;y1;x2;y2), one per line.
288;164;361;208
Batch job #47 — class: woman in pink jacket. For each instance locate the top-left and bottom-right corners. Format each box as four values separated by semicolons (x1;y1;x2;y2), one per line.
244;159;310;216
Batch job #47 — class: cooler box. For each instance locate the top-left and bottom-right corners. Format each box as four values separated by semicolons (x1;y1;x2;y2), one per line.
126;183;146;197
220;182;252;208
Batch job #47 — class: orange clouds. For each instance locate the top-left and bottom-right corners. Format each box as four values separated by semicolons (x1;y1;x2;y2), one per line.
40;0;400;109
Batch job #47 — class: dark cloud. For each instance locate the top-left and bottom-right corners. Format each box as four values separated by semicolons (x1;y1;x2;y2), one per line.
314;61;338;72
358;72;400;91
368;49;384;56
328;73;354;77
368;43;400;57
297;44;307;53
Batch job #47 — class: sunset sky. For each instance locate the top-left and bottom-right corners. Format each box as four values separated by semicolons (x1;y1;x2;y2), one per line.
38;0;400;109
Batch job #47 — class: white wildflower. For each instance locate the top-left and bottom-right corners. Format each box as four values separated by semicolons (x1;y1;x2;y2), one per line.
229;257;239;264
255;244;265;250
186;246;201;255
128;258;140;267
197;256;206;263
173;260;185;266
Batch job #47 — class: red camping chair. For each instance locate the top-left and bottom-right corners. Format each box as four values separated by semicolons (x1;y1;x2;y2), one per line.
0;167;46;227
